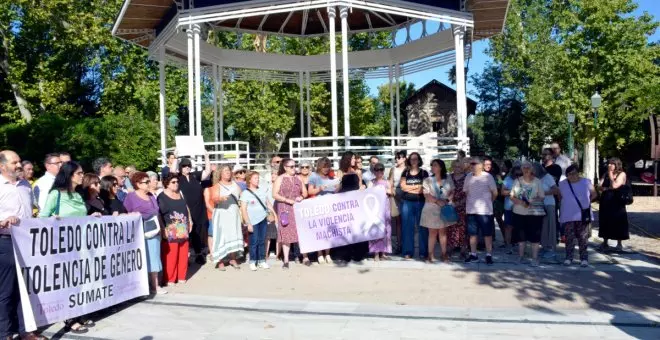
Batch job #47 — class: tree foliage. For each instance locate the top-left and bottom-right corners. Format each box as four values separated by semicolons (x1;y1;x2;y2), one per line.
486;0;660;158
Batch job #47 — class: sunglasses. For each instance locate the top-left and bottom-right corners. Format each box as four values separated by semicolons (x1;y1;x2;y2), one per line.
301;166;310;169
375;169;385;172
112;183;119;187
139;180;149;185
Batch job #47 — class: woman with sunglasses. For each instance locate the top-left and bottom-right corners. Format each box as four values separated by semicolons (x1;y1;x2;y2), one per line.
82;173;109;215
123;171;166;295
399;152;429;260
209;165;244;270
99;175;127;215
39;161;99;334
388;151;407;254
510;161;546;267
273;158;308;268
158;173;193;284
369;163;393;261
298;161;312;195
177;153;212;265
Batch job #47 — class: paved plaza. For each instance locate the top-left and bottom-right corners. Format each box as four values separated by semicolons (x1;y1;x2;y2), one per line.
40;249;660;339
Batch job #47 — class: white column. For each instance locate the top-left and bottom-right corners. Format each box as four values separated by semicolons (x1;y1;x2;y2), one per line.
299;71;304;138
219;66;224;152
328;6;338;161
306;71;312;143
389;65;395;148
395;63;401;139
159;48;167;166
219;67;224;143
187;26;195;136
193;24;202;137
453;25;468;152
340;6;350;146
212;65;219;142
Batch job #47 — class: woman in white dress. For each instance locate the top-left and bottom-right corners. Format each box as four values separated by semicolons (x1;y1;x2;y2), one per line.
420;159;454;262
210;165;243;270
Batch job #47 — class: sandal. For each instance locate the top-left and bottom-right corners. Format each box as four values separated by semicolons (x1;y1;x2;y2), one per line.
64;320;89;334
80;319;96;328
229;260;240;269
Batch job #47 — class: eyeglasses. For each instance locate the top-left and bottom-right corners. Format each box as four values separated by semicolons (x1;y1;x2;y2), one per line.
112;182;119;187
139;180;149;185
74;171;84;176
301;166;310;169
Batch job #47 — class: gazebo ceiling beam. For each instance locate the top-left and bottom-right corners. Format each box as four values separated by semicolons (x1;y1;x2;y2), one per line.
301;9;309;36
257;14;269;31
316;9;328;33
235;17;243;28
366;10;394;26
365;13;373;30
279;11;294;33
177;1;474;29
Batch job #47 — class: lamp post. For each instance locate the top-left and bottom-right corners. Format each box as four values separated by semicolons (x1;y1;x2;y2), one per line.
227;125;235;141
591;92;602;183
567;113;575;159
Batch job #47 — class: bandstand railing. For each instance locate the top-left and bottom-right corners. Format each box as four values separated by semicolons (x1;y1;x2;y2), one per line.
289;135;469;167
160;141;251;169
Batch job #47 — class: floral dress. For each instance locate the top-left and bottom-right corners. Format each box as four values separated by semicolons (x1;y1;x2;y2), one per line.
274;175;303;244
447;173;468;250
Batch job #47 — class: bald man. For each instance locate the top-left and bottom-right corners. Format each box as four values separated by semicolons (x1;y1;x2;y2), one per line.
0;150;47;340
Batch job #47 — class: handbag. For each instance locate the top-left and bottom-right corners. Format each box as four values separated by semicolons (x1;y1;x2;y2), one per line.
143;215;162;239
247;189;275;222
618;177;634;206
568;180;591;223
280;211;290;226
441;205;459;225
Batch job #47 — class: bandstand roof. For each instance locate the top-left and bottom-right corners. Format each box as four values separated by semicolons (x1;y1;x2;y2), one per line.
113;0;510;48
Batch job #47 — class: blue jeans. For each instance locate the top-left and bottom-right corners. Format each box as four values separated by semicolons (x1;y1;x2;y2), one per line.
249;219;268;264
401;200;427;258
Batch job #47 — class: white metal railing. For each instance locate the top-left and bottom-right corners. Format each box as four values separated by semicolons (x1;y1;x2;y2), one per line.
289;135;469;167
160;141;251;169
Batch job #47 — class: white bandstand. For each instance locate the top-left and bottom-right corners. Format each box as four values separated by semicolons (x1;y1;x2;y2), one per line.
112;0;510;168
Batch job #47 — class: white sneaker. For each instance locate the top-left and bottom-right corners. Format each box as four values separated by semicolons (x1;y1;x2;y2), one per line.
563;259;572;266
258;262;270;269
249;263;257;271
580;260;589;267
318;256;326;264
156;287;168;295
325;255;333;263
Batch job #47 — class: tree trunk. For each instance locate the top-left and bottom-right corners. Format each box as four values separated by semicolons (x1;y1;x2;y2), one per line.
583;138;598;183
0;32;32;122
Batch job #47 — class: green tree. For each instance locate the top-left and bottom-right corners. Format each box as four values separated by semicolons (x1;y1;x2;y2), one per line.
488;0;660;157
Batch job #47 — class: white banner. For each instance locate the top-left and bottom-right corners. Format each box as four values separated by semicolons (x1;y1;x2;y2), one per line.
11;215;149;329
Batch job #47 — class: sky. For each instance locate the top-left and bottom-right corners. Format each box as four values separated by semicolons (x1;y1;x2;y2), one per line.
365;0;660;99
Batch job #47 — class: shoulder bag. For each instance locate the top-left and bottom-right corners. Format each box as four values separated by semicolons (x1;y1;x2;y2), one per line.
143;195;162;239
568;180;591;223
247;188;275;222
617;174;634;206
432;178;458;225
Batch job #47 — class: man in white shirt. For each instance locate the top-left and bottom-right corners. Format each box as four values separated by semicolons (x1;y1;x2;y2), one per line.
361;156;379;183
463;157;498;265
0;150;48;340
551;142;572;178
33;153;61;212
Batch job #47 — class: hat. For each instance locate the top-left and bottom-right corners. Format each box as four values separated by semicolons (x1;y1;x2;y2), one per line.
178;158;192;169
233;164;245;173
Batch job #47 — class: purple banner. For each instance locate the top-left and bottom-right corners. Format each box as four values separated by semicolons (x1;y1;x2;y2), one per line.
294;187;389;253
11;215;149;329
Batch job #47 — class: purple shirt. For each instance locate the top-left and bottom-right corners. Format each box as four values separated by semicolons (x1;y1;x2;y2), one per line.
558;178;594;223
122;192;159;220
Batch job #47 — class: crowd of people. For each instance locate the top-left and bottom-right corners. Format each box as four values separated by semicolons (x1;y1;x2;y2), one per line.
0;141;633;339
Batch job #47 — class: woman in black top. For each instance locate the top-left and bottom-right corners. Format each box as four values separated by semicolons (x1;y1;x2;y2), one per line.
82;173;109;215
400;152;429;260
177;154;211;264
597;157;630;251
100;175;127;215
331;152;367;262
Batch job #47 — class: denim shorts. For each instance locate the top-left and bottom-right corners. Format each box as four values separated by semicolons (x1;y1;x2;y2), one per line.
467;214;495;237
207;221;213;237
